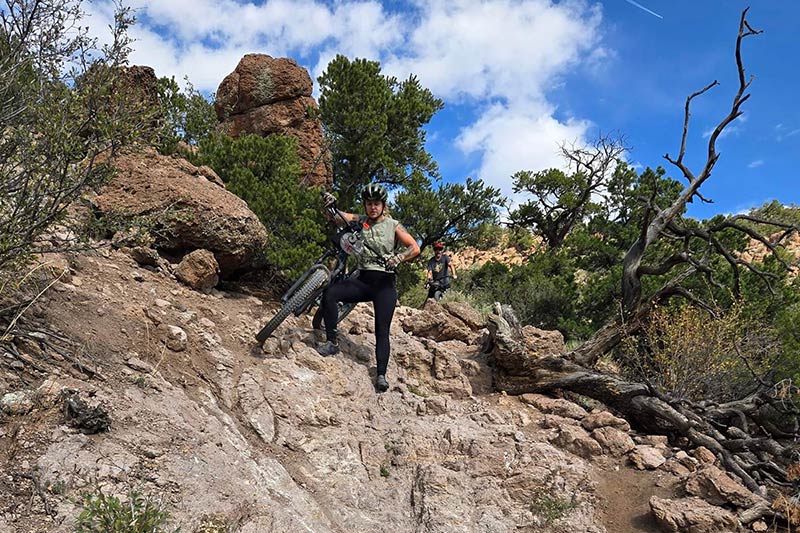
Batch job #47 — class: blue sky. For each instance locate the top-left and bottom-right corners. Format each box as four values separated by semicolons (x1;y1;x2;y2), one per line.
85;0;800;219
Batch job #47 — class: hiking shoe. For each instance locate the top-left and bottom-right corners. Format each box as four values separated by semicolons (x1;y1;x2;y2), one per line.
316;340;340;357
375;374;389;392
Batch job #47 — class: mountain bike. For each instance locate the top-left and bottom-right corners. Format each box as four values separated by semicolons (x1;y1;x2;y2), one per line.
255;199;387;343
426;277;451;302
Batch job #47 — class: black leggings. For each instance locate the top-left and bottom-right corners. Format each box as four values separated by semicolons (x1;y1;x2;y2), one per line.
321;270;397;376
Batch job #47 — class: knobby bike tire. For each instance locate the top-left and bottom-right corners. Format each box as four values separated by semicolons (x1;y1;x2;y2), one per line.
256;269;329;343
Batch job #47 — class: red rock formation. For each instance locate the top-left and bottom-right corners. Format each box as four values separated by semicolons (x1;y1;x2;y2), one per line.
215;54;331;188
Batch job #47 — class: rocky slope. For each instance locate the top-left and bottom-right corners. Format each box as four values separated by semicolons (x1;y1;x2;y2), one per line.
1;237;769;532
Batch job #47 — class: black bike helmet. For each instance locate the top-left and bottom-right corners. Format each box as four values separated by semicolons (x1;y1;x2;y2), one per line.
361;183;388;203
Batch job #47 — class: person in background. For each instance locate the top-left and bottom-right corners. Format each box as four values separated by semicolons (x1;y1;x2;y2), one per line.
425;241;456;300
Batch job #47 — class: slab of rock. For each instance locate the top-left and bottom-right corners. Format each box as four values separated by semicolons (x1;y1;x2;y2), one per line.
581;411;631;432
520;393;587;420
126;246;160;267
402;306;474;344
175;249;220;292
650;496;742;532
628;445;666;470
685;465;761;508
441;301;485;330
636;434;669;448
551;424;602;458
661;458;692;477
238;369;275;443
591;426;635;456
692;446;717;465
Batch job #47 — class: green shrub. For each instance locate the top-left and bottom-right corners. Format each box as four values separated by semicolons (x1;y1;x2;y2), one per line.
464;222;505;249
155;76;217;155
191;134;326;278
507;226;536;251
74;488;176;532
530;491;576;524
617;301;778;402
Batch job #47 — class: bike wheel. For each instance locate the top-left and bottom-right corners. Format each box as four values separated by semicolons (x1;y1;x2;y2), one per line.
256;269;329;343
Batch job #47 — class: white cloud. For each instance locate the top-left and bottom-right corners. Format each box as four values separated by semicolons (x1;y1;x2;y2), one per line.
88;0;405;92
703;113;747;139
456;100;592;195
384;0;605;195
84;0;608;199
384;0;602;102
748;159;764;168
776;123;800;142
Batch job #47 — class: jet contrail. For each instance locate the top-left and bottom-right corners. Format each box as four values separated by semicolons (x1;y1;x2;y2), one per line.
623;0;664;19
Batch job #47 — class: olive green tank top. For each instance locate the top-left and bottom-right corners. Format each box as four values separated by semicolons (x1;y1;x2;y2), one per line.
358;216;402;272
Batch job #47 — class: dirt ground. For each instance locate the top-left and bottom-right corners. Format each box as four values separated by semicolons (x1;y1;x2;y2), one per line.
596;458;682;533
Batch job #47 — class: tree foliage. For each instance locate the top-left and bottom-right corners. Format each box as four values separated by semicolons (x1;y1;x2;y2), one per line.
0;0;141;278
318;55;443;209
392;175;504;251
190;133;326;278
510;135;626;248
155;76;217;155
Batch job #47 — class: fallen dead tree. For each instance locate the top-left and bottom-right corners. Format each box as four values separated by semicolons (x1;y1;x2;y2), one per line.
487;310;798;500
489;8;800;526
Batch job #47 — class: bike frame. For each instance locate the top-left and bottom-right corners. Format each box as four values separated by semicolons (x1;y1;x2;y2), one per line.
281;202;386;318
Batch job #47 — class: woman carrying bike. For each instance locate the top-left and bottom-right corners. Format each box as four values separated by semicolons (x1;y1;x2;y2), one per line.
318;183;420;392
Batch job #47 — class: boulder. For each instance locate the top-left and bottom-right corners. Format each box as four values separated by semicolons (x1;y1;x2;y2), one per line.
591;426;636;456
175;249;220;292
165;325;188;352
692;446;717;465
550;425;602;458
92;148;268;277
581;411;631;432
650;496;742;532
521;325;565;355
126;246;160;267
520;393;588;420
216;54;330;188
215;54;313;115
441;301;485;330
628;445;666;470
401;306;475;344
684;465;762;508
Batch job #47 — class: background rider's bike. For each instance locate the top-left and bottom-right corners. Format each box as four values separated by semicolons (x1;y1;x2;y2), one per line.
255;198;387;343
427;277;451;301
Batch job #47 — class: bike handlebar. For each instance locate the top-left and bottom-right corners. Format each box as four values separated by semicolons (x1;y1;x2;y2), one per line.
322;193;392;270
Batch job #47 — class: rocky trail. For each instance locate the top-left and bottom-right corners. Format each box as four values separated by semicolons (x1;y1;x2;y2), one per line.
0;243;751;533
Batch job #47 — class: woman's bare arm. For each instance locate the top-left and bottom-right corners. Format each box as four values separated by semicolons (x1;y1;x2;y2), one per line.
324;208;360;227
393;226;421;263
